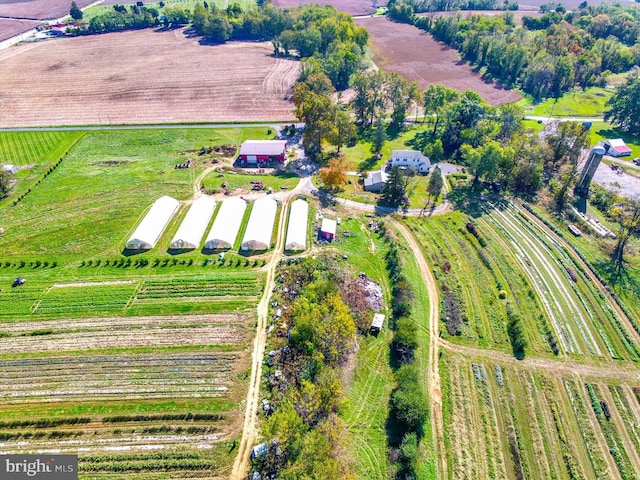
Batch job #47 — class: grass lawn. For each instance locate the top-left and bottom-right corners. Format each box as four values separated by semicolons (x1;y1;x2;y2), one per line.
587;121;640;159
202;170;299;194
0;127;270;261
338;123;432;172
335;173;434;210
528;87;612;117
83;0;257;21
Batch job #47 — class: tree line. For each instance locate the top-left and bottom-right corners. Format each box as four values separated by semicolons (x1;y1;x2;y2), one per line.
388;2;640;100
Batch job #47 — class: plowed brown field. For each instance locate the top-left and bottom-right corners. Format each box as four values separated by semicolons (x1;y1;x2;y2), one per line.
0;0;95;19
356;16;521;106
0;28;300;127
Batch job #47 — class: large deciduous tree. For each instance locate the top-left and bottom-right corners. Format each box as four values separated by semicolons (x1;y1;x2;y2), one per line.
610;196;640;270
319;158;347;191
605;73;640;136
423;84;459;135
294;72;337;161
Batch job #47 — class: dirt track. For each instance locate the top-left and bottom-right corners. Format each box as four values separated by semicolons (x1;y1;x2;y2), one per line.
230;195;291;480
391;218;448;479
0;29;300;127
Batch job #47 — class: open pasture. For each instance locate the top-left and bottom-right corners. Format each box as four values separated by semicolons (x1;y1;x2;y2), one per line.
0;29;299;127
405;202;639;361
0;128;272;259
272;0;384;16
440;351;640;480
355;17;521;106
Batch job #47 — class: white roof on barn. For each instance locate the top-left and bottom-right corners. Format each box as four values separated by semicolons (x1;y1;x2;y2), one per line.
285;198;309;251
605;138;632;153
126;195;180;250
364;169;388;188
321;218;337;235
239;140;288;156
241;197;278;251
170;197;216;250
204;197;247;250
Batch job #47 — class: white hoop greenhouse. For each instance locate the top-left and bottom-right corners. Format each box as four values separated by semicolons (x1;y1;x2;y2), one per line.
284;198;308;251
170;197;216;250
204;197;247;250
241;197;278;251
125;195;180;250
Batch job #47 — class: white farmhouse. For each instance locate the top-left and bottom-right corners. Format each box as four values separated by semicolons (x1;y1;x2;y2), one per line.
389;150;431;174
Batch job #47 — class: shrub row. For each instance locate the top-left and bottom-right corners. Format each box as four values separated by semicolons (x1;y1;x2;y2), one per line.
2;260;57;268
12;157;64;207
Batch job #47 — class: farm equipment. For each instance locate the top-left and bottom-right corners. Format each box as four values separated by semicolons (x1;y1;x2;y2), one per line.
12;276;25;287
251;181;265;191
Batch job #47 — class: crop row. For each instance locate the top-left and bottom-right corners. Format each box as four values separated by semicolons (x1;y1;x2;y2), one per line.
587;383;638;479
0;131;73;165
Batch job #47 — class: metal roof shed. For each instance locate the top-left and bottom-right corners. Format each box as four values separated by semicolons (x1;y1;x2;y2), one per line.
125;195;180;250
285;198;308;251
241;197;278;251
170;197;216;250
204;197;247;250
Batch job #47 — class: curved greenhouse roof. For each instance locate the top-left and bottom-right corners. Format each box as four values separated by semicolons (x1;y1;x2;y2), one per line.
170;197;216;250
204;197;247;250
285;198;308;251
126;195;180;250
241;197;278;251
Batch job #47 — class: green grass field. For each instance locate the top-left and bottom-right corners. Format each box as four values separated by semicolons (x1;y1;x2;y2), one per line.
83;0;258;21
202;170;300;194
0;128;270;261
525;87;613;118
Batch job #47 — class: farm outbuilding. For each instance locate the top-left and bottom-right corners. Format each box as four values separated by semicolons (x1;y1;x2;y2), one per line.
238;140;288;165
125;195;180;250
170;197;216;250
364;169;388;192
370;313;386;335
600;139;632;157
320;218;337;241
241;197;278;251
204;197;247;250
1;164;18;175
285;198;309;251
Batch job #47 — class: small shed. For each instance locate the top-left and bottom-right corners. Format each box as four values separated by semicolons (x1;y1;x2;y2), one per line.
370;313;385;335
602;139;632;157
364;169;388;192
320;218;337;241
251;442;268;459
239;140;288;165
1;165;18;175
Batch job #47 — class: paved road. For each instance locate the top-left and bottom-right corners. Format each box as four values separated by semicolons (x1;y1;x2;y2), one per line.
0;123;303;132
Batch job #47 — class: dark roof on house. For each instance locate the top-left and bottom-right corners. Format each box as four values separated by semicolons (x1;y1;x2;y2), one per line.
239;140;287;156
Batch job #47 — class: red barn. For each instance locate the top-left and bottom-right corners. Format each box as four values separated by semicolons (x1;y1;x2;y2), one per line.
238;140;287;165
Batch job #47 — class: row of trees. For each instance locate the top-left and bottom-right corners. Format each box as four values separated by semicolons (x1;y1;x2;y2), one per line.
388;3;640;100
258;256;360;478
382;225;429;479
